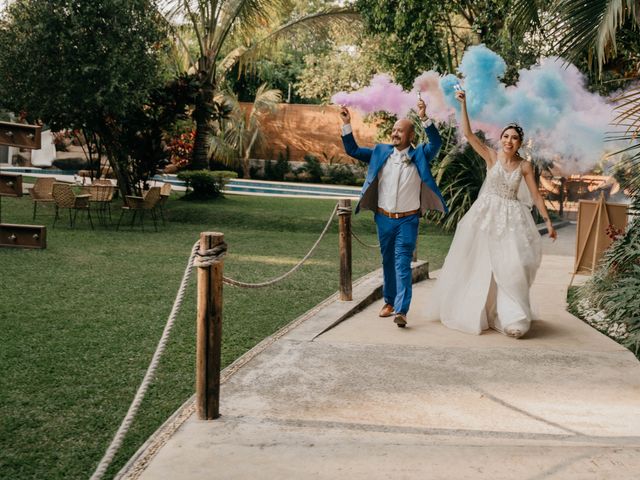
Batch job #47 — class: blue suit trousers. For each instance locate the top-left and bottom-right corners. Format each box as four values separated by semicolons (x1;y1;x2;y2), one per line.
375;212;419;315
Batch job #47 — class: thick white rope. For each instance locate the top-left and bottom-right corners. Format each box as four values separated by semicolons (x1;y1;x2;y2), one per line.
351;229;380;249
89;242;199;480
222;203;339;288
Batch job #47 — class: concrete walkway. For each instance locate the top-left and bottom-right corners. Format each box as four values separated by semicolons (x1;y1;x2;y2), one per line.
126;225;640;480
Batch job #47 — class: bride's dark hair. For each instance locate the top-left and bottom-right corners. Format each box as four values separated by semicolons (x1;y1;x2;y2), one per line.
501;123;524;141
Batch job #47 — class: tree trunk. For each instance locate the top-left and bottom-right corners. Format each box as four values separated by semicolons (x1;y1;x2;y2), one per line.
191;77;215;170
192;112;212;170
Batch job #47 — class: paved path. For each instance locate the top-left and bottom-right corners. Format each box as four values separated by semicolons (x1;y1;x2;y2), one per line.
127;225;640;480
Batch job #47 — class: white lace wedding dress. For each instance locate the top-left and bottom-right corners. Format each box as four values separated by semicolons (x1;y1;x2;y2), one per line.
426;160;542;336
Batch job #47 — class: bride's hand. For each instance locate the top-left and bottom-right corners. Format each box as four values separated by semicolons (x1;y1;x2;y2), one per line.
548;226;557;241
455;90;466;103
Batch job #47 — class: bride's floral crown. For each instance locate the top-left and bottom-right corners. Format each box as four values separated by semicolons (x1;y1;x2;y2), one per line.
502;122;524;141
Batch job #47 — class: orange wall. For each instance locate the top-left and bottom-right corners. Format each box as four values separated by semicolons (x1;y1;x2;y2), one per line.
241;103;378;164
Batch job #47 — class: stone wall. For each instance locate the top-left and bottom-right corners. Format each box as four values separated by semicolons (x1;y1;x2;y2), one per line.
242;103;378;164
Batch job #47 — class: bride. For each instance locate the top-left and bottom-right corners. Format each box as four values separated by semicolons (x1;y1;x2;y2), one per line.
426;89;557;338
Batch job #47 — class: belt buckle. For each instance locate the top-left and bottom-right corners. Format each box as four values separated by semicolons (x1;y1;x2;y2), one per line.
392;212;401;219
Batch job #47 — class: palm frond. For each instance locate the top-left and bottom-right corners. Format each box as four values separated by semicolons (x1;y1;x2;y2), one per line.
236;7;361;74
507;0;544;35
210;0;290;73
251;83;282;114
612;86;640;134
550;0;638;71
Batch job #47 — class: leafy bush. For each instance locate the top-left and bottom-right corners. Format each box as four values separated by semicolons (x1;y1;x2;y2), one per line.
264;148;291;181
296;154;323;183
573;219;640;356
177;170;238;200
323;164;360;185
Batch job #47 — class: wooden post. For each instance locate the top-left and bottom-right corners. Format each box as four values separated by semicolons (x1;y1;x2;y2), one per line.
559;177;565;218
338;199;352;301
196;232;224;420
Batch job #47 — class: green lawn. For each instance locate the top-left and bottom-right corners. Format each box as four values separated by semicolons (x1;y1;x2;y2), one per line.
0;192;453;479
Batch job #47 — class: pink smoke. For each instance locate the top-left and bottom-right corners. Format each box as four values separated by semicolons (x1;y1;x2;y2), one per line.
331;74;416;118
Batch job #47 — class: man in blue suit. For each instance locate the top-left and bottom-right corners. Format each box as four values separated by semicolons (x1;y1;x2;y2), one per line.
340;98;447;327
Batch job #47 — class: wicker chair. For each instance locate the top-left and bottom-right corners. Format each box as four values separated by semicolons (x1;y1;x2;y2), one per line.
93;178;113;186
80;184;116;224
28;177;56;220
52;182;94;229
116;186;162;232
158;182;172;226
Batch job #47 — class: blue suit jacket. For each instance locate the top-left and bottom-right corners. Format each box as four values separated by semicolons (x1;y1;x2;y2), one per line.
342;123;448;216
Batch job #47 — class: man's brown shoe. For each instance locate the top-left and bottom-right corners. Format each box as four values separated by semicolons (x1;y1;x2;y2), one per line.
394;314;407;328
379;304;395;317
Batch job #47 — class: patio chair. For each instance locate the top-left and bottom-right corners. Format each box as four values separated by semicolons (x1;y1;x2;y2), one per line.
80;184;116;225
93;178;113;186
27;177;56;220
51;182;94;229
116;186;162;232
158;182;172;226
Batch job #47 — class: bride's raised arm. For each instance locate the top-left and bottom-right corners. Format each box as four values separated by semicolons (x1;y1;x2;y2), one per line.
455;90;496;168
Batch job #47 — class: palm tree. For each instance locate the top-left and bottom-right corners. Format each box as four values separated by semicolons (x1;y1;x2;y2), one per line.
160;0;359;170
209;83;282;178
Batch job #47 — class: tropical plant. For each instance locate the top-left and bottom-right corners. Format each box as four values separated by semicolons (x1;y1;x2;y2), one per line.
208;84;282;178
161;0;360;170
264;147;291;180
430;138;487;232
296;154;324;183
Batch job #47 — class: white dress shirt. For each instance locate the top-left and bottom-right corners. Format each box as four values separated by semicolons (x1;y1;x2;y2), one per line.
377;147;421;213
341;123;424;213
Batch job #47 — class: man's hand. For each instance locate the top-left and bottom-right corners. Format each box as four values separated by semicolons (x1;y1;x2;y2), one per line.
339;105;351;125
417;97;427;120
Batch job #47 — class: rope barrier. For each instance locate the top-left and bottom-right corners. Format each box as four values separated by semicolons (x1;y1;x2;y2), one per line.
351;229;380;249
337;205;352;216
193;242;228;268
91;200;361;478
222;203;339;288
90;242;199;480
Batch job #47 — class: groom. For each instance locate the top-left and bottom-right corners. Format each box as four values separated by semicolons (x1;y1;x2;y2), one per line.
339;99;447;327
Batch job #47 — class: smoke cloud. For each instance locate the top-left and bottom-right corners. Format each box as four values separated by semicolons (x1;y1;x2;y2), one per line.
331;45;635;173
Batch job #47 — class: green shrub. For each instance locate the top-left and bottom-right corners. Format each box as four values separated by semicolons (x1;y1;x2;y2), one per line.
177;169;238;200
297;154;323;183
324;164;360;185
574;219;640;356
264;147;291;181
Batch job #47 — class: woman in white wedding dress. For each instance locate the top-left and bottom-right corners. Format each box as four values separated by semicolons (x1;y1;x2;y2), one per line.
426;90;557;338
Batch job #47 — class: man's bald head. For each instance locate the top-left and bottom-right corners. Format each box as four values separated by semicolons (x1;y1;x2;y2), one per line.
391;118;415;150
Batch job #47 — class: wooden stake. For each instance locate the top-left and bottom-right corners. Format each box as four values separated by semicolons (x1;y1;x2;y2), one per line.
338;199;352;301
196;232;224;420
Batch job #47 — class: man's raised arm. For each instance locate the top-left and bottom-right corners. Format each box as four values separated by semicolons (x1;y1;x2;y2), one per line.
417;97;442;161
340;106;373;164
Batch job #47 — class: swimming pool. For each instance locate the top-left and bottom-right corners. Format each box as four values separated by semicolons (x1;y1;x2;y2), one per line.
0;166;361;199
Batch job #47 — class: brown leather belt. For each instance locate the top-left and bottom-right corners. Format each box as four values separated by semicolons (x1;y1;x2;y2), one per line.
377;207;420;219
